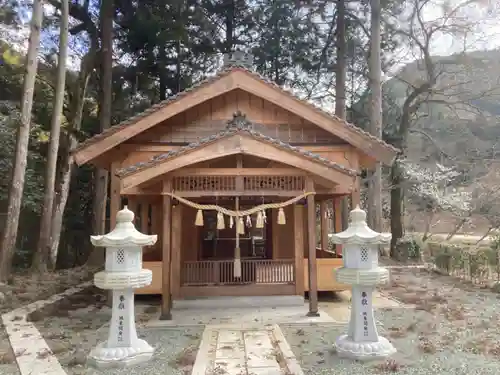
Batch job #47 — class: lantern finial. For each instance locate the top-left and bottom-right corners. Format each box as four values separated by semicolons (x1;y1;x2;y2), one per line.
116;205;134;224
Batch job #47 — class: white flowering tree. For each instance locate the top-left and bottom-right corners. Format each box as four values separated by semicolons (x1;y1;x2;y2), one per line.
402;160;471;240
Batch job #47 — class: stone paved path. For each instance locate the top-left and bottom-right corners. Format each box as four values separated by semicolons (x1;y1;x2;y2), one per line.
192;324;303;375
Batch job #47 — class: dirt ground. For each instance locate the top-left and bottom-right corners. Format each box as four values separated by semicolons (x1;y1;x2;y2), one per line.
0;266;96;374
283;267;500;374
4;265;500;374
0;266;96;314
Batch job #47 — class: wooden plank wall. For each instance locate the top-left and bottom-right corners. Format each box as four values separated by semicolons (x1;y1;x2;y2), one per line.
133;89;344;145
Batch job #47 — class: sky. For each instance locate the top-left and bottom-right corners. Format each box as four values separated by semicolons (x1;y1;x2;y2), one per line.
2;0;500;77
384;0;500;78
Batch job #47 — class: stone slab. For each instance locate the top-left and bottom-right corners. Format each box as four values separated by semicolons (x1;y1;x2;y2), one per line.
146;304;334;327
1;282;92;375
172;296;304;310
191;324;304;375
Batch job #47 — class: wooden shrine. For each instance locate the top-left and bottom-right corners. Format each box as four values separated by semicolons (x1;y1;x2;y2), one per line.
73;53;398;319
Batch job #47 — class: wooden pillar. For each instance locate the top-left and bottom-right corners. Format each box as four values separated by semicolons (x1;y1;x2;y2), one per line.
306;178;319;316
160;180;172;320
170;204;182;299
293;205;305;296
151;199;162;255
127;197;138;226
141;200;149;234
320;201;328;251
109;162;121;231
272;209;279;259
334;198;343;255
351;176;361;208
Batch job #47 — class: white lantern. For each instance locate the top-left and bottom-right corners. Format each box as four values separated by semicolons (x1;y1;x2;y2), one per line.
88;206;157;368
330;206;395;360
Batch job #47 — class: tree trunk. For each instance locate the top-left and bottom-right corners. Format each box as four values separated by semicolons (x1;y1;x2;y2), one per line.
33;0;69;273
367;0;383;231
49;47;96;267
225;0;234;52
475;227;494;245
88;0;114;266
445;218;468;241
390;161;404;256
0;0;43;281
49;162;73;267
335;0;349;229
422;211;435;242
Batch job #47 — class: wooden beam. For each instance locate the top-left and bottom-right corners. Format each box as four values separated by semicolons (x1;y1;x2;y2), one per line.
160;179;172;320
294;205;305;296
119;144;181;152
306;178;319;316
73;73;238;165
165;190;308;198
170;168;306;177
123;186;353;197
320;201;328;252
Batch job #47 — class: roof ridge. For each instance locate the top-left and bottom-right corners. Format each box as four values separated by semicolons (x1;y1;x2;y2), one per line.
74;64;398;159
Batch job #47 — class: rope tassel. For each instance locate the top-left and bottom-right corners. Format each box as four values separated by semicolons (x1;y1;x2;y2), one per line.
195;209;204;226
165;192;315;217
217;212;225;230
256;211;264;228
237;217;245;234
277;207;286;225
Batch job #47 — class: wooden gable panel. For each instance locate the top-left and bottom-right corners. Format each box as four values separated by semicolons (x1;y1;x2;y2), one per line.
130;89;345;145
121;134;356;191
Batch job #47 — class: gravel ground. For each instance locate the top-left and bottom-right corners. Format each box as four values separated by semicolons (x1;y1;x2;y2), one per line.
281;267;500;375
31;287;202;374
0;322;20;375
68;327;203;375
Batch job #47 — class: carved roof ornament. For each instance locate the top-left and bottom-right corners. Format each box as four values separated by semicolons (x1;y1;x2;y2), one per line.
223;51;254;69
226;111;253;130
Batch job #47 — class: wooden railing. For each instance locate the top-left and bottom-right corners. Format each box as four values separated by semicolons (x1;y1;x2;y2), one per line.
181;259;295;286
172;175;305;194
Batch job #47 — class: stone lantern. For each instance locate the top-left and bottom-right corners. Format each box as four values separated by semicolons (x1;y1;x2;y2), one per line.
88;206;157;368
330;205;396;360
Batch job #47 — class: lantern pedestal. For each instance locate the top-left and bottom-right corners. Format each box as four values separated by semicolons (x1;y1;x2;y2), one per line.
88;207;157;369
331;206;396;361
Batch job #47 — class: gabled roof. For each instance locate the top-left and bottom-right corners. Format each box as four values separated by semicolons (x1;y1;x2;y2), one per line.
118;113;359;190
74;63;399;166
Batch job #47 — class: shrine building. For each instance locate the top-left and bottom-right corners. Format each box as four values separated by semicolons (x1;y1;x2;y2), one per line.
73;53;398;319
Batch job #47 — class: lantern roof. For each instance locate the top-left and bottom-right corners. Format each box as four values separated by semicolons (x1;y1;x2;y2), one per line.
90;206;158;247
330;206;391;245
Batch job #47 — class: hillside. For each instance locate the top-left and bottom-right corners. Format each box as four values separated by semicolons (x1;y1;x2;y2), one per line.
353;49;500;235
386;49;500;175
